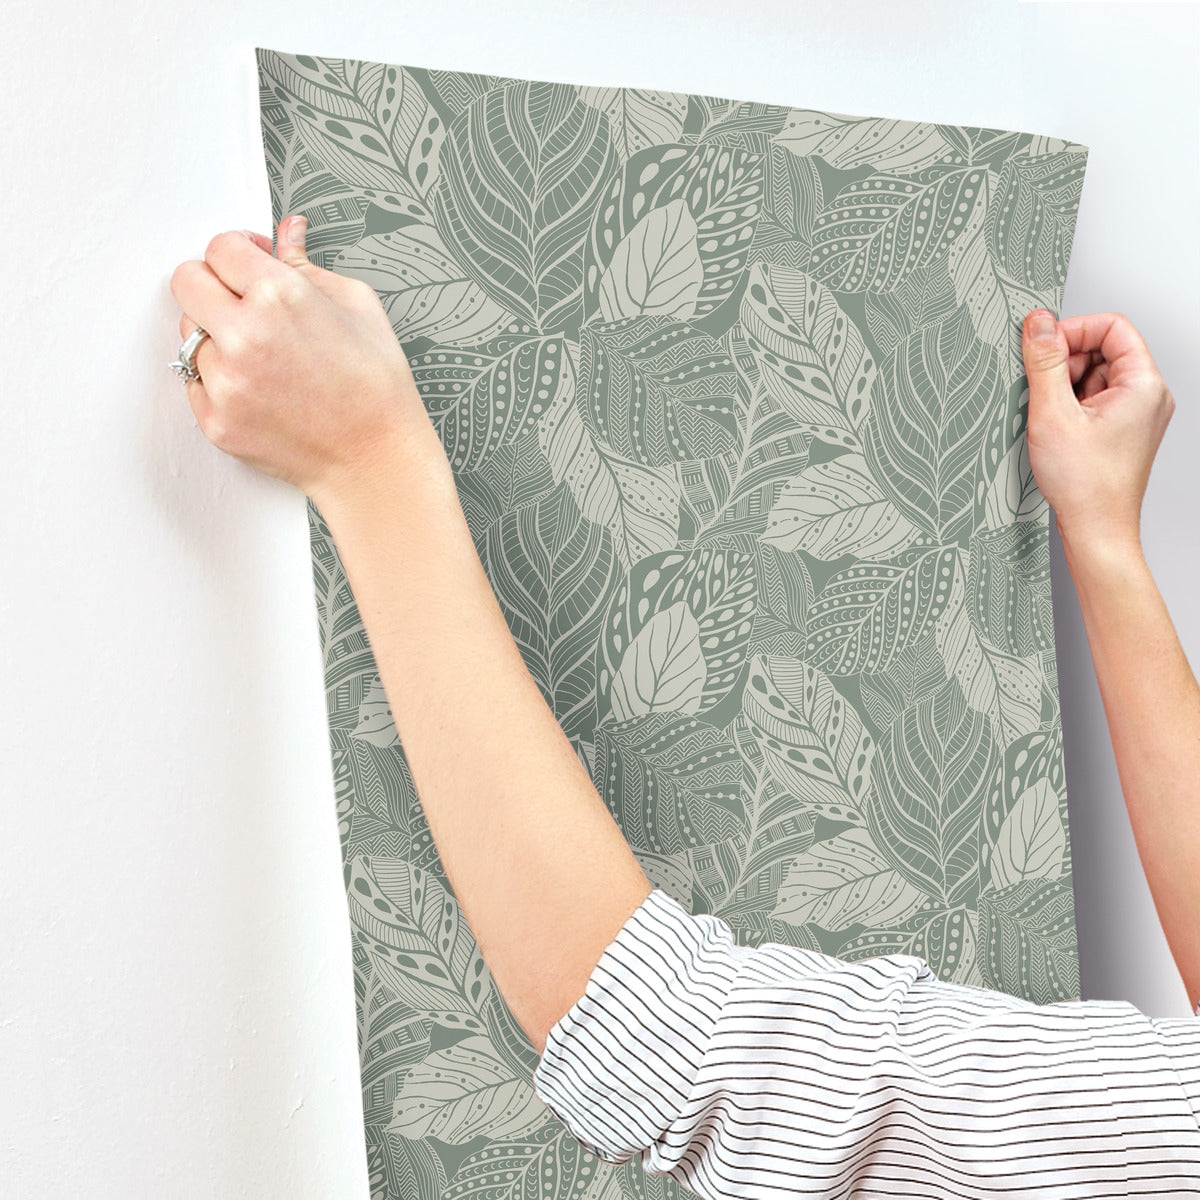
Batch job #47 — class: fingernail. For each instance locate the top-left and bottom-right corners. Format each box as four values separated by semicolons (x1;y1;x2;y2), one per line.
287;216;307;246
1028;310;1056;340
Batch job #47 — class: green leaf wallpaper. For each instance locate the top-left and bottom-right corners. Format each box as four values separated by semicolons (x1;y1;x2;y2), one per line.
256;47;1087;1200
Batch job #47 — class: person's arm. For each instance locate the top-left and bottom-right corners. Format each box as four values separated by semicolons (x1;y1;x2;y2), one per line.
1022;308;1199;1011
316;430;653;1056
1058;529;1200;1011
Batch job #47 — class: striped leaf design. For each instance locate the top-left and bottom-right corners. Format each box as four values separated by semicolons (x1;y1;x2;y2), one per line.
432;80;618;333
862;305;1004;547
865;676;1001;908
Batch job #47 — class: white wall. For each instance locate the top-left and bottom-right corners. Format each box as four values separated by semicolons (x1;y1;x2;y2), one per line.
2;2;1197;1195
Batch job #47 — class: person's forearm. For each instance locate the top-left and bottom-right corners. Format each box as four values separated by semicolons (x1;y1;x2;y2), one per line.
1060;523;1200;1010
314;429;652;1056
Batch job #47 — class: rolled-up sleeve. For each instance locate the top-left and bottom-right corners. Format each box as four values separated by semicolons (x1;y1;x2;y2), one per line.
532;886;1200;1198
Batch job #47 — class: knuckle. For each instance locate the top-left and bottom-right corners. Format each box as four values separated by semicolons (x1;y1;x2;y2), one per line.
202;409;228;447
169;259;197;298
218;326;248;362
204;229;240;262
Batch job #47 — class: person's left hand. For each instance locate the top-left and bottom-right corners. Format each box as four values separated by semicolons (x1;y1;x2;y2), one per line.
169;215;440;505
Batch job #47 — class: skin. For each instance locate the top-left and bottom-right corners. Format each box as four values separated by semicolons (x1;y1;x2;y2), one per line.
169;215;1199;1046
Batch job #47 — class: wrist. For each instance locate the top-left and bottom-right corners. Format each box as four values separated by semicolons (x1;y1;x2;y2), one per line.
1058;517;1148;583
311;423;459;534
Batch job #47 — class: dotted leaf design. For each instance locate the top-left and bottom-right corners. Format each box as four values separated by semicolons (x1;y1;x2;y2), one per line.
347;857;492;1018
741;653;875;824
807;165;989;292
585;142;766;323
775;827;927;931
598;546;759;723
979;876;1079;1003
578;317;741;466
774;110;964;174
740;261;876;449
804;546;959;675
761;450;924;561
391;1035;544;1143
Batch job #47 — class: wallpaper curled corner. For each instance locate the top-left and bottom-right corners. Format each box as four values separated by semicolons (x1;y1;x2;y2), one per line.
255;46;1089;1200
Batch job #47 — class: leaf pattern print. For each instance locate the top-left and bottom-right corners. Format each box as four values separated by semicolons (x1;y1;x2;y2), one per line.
739;261;876;449
432;80;618;334
258;48;1088;1200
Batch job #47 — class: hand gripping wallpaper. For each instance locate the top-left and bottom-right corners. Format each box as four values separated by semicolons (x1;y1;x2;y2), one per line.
255;47;1088;1200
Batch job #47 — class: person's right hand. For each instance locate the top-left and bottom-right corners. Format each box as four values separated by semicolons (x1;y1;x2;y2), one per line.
1020;309;1175;552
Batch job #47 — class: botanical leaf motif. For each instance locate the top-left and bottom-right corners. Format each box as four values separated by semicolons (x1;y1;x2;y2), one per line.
979;875;1079;1003
584;142;766;322
353;676;398;747
599;545;758;723
609;600;706;720
686;96;792;148
391;1035;543;1143
258;51;444;198
346;857;492;1016
808;166;989;292
444;1124;600;1200
595;197;705;321
858;633;949;736
594;712;746;854
861;257;960;361
987;779;1066;891
579;317;740;466
741;654;875;824
775;827;927;930
364;1127;446;1200
865;677;1002;907
839;903;977;985
861;305;1004;547
688;383;812;544
537;375;680;572
409;336;572;471
988;152;1088;292
968;521;1053;657
740;262;876;449
804;545;959;676
432;80;618;333
482;483;619;742
332;225;515;346
260;54;1090;1195
577;85;689;158
947;185;1047;388
758;143;824;246
982;725;1068;851
933;551;1043;747
310;500;372;700
695;714;819;908
975;386;1048;531
774;110;964;174
761;450;924;560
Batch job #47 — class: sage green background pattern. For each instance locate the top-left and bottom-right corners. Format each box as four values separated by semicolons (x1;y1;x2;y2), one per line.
256;47;1088;1200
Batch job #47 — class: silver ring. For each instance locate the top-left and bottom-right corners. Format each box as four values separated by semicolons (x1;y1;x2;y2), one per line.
168;326;211;384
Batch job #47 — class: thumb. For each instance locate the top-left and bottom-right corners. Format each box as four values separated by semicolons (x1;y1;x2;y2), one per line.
1022;309;1074;412
276;214;310;266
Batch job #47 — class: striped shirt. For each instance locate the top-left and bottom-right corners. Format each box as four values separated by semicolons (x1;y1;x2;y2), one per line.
532;886;1200;1197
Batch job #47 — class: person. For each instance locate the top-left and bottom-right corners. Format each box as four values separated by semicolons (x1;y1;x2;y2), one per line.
169;216;1200;1196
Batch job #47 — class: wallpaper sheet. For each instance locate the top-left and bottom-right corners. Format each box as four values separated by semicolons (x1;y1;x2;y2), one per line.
256;47;1089;1200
